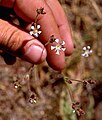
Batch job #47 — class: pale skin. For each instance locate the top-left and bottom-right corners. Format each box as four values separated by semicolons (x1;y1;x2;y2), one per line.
0;0;74;71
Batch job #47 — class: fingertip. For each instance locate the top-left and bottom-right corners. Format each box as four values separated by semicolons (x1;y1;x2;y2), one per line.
65;42;74;56
47;56;65;71
47;61;65;71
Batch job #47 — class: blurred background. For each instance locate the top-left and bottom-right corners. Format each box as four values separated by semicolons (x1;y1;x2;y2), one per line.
0;0;102;120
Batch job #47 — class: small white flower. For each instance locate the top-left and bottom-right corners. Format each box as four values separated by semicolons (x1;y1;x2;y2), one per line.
29;94;37;104
51;39;66;55
14;82;21;89
29;98;37;104
14;85;18;89
30;24;42;37
82;46;92;57
73;110;76;113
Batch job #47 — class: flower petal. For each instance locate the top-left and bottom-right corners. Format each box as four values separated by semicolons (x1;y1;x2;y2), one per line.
90;50;93;53
30;31;34;35
62;48;66;51
55;39;59;43
62;41;65;45
38;31;42;34
87;46;90;49
51;46;56;50
56;50;60;55
37;25;40;29
34;33;38;37
31;26;35;30
82;53;89;57
82;53;85;57
83;47;86;50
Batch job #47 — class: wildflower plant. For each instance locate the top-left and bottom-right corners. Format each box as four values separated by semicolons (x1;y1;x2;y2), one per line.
30;7;46;38
12;6;96;118
29;94;37;104
22;7;95;111
72;102;85;116
45;35;66;55
30;23;42;37
64;76;96;116
13;79;21;89
29;8;66;55
51;39;66;55
82;46;93;57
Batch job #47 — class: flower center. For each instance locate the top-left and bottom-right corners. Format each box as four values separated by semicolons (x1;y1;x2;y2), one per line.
56;44;61;49
34;29;38;33
85;50;89;54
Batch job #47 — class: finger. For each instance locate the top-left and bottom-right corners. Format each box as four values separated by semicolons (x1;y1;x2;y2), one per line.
45;0;74;55
0;19;47;64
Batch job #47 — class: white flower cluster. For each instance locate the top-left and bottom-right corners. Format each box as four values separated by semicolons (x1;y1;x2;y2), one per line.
30;24;42;38
51;39;66;55
82;46;92;57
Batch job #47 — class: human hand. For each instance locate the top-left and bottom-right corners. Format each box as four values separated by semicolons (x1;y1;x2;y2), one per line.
0;0;74;71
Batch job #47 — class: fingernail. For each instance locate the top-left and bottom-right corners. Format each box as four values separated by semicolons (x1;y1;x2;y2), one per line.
23;45;46;63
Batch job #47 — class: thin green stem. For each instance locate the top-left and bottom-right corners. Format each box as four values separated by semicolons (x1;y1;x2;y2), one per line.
34;14;39;24
45;41;50;46
69;79;82;83
65;81;74;103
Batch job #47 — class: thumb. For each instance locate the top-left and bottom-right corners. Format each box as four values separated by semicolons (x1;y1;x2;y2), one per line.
0;19;47;64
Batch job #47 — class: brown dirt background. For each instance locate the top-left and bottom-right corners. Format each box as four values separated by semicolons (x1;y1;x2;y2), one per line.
0;0;102;120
